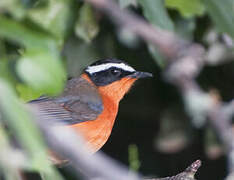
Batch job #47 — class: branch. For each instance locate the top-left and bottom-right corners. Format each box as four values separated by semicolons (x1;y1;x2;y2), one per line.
33;110;200;180
85;0;190;60
145;160;201;180
208;100;234;174
35;121;140;180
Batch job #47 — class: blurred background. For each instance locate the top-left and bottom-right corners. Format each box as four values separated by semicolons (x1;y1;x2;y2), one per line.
0;0;234;179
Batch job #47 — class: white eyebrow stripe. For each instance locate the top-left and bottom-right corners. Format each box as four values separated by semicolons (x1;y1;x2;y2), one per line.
86;63;136;74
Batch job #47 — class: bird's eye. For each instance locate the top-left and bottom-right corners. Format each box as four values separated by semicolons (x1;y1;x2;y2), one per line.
110;69;121;76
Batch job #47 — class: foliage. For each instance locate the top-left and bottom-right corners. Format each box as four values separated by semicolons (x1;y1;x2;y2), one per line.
165;0;205;18
128;144;141;172
0;0;233;179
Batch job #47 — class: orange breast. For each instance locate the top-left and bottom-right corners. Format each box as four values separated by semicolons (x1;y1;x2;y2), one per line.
69;95;118;153
68;74;119;153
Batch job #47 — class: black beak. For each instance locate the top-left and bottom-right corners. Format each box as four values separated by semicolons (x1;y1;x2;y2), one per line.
128;71;153;79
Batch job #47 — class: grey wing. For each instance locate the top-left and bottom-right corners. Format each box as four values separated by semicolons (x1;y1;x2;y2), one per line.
29;78;103;125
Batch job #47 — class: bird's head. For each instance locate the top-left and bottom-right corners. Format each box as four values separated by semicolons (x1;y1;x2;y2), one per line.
82;59;152;103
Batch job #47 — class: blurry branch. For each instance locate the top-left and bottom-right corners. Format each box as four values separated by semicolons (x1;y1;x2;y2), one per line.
34;110;200;180
85;0;189;60
35;118;140;180
0;124;28;169
208;101;234;174
84;0;234;178
166;61;234;178
0;124;27;180
204;31;234;65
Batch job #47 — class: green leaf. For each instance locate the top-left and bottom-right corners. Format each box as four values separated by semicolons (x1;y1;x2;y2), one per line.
16;51;66;95
165;0;205;18
138;0;174;31
16;84;42;102
203;0;234;39
27;0;73;40
0;60;16;85
75;3;99;43
128;144;140;172
0;15;57;53
138;0;174;67
0;0;25;19
148;45;165;68
0;79;63;179
0;40;7;60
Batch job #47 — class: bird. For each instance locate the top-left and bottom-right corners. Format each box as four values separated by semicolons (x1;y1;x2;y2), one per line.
29;58;152;163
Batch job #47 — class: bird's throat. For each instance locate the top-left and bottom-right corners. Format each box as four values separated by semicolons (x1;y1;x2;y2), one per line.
81;73;137;103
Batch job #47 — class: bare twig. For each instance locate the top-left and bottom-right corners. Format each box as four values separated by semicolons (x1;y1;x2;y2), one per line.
145;160;201;180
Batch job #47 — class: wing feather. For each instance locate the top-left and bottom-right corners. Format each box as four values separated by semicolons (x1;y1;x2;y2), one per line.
29;77;103;125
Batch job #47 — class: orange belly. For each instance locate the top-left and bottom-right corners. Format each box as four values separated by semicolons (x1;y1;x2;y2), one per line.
69;95;118;153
